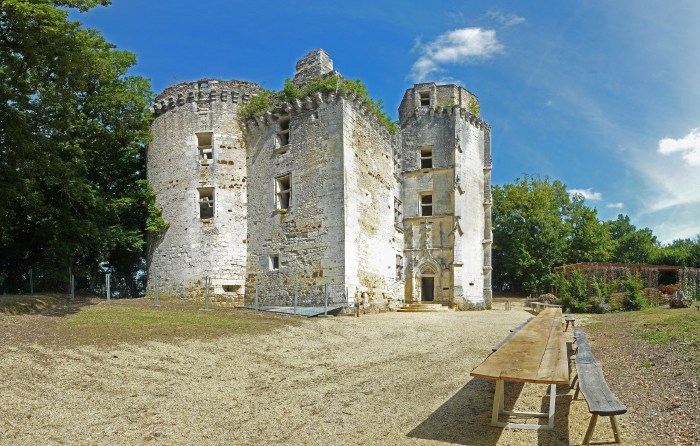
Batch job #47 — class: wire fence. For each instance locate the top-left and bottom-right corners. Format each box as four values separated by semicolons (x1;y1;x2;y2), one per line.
1;266;145;299
243;283;352;311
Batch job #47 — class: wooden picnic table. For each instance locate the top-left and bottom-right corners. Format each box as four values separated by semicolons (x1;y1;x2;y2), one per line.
471;307;569;430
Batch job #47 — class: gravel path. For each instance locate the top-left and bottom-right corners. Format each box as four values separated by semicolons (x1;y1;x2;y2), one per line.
0;305;643;445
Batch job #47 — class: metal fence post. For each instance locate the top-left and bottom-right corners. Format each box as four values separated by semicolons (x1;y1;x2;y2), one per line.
69;267;74;301
294;284;298;315
324;283;328;316
154;275;160;307
29;268;33;295
255;283;259;311
204;276;210;310
106;273;111;302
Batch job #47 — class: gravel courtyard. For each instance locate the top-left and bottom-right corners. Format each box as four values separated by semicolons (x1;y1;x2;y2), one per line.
1;303;642;445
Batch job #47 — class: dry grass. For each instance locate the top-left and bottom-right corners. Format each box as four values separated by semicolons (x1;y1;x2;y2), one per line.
3;295;694;445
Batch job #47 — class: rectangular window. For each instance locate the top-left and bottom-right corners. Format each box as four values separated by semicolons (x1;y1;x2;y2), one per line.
420;146;433;169
198;187;215;219
275;174;291;210
276;117;290;147
396;254;403;280
269;255;280;271
419;91;431;107
394;197;402;226
420;193;433;217
197;132;213;165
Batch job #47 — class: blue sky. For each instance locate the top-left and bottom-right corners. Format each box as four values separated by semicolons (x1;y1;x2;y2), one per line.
73;0;700;244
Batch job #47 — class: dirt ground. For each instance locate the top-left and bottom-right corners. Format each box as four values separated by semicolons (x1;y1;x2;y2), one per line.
0;300;671;445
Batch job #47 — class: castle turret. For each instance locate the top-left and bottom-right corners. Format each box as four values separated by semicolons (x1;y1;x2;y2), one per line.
398;83;491;308
147;79;260;302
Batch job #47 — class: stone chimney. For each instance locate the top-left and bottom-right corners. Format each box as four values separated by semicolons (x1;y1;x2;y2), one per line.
293;49;334;86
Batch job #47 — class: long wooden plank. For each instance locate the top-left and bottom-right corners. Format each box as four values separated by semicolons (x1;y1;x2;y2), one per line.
576;362;627;415
537;314;569;383
471;308;569;384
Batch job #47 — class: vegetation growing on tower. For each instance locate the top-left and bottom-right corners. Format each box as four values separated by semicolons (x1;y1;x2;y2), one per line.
240;75;397;133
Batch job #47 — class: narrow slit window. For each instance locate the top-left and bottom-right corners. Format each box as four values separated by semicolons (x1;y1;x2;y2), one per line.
276;117;290;147
420;193;433;217
396;254;403;280
198;187;215;219
419;91;431;106
394;198;403;226
420;146;433;169
275;174;291;210
269;255;280;271
197;132;213;164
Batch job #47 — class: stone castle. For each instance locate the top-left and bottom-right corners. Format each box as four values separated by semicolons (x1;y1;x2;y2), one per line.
147;49;493;310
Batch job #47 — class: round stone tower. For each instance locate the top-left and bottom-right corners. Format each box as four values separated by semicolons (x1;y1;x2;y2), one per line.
148;79;260;301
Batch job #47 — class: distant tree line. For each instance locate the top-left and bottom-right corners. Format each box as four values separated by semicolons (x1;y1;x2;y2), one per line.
0;1;165;294
492;174;700;295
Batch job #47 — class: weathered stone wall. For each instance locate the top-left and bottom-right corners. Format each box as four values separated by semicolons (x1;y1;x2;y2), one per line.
147;51;491;311
148;80;260;301
453;108;489;307
245;94;346;301
342;96;404;309
398;84;488;308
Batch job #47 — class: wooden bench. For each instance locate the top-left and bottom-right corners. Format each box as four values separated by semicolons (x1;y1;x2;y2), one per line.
564;314;575;331
571;327;627;445
491;318;533;353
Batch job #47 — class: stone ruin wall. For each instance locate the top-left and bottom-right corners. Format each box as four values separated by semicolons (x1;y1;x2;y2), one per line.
342;96;404;310
148;80;260;303
244;93;347;304
398;84;489;308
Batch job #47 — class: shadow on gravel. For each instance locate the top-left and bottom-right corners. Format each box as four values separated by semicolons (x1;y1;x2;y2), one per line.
407;377;519;445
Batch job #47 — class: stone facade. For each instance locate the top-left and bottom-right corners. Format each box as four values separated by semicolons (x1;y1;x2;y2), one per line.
147;49;491;309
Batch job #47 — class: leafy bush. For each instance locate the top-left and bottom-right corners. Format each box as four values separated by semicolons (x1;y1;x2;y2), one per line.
588;295;611;313
622;272;645;311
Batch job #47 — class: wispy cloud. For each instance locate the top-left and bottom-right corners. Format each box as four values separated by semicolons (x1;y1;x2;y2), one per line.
658;127;700;166
568;188;602;201
410;28;503;82
487;9;525;28
607;202;624;209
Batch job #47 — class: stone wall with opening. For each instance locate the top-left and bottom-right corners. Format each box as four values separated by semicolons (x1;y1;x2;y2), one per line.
148;79;259;302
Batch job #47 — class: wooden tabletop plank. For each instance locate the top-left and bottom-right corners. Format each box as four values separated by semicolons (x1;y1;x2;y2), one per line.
471;308;569;385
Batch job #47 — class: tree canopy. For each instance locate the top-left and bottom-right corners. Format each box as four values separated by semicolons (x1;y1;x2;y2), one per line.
492;175;698;294
0;0;164;293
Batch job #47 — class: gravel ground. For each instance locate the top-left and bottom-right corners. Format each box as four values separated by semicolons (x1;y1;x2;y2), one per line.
0;303;646;445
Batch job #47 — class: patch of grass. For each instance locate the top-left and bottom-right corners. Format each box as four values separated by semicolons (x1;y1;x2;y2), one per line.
641;330;673;345
53;298;300;346
639;361;654;367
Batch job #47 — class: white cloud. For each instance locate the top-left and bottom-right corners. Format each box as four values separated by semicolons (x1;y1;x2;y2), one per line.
487;9;525;28
606;202;624;209
410;28;503;82
658;127;700;166
568;188;602;201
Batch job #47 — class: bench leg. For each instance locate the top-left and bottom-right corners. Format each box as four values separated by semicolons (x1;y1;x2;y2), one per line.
610;415;622;443
582;413;599;445
570;373;578;391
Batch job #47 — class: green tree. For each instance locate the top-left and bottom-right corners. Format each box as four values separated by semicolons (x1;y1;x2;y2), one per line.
622;272;645;311
604;215;658;264
492;175;571;294
0;0;164;293
566;194;611;263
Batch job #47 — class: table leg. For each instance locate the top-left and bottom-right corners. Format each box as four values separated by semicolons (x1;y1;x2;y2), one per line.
489;382;557;431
